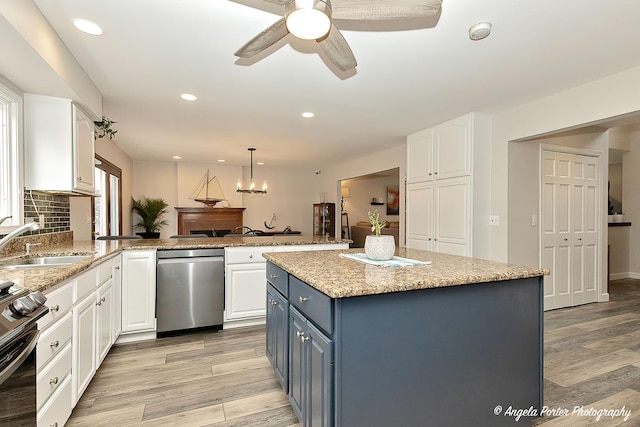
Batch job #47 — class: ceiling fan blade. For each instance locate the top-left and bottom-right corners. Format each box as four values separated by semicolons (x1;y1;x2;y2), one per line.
331;0;442;20
317;25;357;72
235;18;289;58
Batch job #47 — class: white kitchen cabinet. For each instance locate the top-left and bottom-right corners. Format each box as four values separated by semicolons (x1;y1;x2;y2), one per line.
113;257;122;338
72;290;96;406
224;244;349;329
406;112;491;258
120;250;156;337
96;278;114;365
24;94;95;194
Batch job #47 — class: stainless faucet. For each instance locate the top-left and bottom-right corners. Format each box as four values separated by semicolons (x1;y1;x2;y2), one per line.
0;216;12;226
0;222;40;253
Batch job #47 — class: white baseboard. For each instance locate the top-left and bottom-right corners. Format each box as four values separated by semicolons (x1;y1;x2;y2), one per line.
610;272;640;280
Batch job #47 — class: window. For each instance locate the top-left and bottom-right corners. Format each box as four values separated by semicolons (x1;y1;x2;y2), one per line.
93;155;122;238
0;83;21;229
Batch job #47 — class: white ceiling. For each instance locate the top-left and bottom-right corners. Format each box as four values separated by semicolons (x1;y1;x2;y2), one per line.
27;0;640;168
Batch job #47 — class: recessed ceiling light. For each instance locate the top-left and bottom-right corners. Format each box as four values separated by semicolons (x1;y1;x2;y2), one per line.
469;22;492;41
218;159;225;162
302;112;314;118
172;156;182;160
73;19;103;36
257;162;264;165
180;93;197;101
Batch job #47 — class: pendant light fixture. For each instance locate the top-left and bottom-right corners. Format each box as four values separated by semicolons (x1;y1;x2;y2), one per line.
237;148;267;194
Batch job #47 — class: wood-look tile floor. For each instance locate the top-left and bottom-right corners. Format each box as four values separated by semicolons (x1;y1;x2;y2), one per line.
68;279;640;426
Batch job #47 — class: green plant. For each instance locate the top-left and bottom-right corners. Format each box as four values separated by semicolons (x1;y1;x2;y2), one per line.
368;209;387;237
131;196;169;233
94;116;118;140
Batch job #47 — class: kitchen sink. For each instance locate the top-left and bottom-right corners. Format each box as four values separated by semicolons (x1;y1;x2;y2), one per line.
2;255;91;269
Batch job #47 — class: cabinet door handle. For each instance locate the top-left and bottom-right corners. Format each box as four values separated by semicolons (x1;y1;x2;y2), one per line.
563;238;568;241
578;238;582;241
434;172;438;175
301;335;309;343
96;301;102;306
269;274;279;279
49;304;60;312
49;377;59;385
428;172;432;176
296;331;304;338
50;423;58;427
115;266;120;270
50;340;59;348
299;296;309;303
101;297;106;303
249;254;253;259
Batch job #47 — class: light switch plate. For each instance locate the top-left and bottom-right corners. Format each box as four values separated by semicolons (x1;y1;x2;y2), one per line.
532;214;539;226
490;215;500;226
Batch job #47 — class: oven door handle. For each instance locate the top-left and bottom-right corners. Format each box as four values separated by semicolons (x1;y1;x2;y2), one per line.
0;328;39;386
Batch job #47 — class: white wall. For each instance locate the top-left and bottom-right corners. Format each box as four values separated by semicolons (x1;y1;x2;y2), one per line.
132;160;178;239
492;65;640;264
623;131;640;276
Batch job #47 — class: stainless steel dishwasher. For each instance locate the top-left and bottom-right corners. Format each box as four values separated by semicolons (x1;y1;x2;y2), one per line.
156;248;224;334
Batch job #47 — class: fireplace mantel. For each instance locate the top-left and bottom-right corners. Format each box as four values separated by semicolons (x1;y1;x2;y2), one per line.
175;207;245;235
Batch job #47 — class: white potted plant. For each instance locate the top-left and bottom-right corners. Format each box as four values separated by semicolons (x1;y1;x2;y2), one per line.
364;209;395;260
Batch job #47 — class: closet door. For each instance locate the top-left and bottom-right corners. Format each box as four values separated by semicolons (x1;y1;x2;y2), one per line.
541;150;599;310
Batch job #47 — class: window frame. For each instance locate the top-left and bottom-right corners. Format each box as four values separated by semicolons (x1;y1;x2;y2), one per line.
0;82;23;234
93;154;123;239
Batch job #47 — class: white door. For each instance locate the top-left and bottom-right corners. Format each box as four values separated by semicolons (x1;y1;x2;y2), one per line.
541;150;599;310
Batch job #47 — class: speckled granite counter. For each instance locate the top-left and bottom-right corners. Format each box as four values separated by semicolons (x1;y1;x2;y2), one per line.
263;247;548;298
0;236;349;293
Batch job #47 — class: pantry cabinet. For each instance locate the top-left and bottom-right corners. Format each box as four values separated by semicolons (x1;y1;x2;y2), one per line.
406;112;490;258
24;94;95;195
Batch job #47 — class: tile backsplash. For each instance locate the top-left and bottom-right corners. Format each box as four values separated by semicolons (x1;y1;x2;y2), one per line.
23;190;71;234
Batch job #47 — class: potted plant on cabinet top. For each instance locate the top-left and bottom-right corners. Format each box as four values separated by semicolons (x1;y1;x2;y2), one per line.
364;209;396;261
132;196;169;239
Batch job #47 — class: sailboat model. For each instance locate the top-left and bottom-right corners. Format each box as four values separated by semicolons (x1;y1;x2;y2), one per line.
189;170;226;207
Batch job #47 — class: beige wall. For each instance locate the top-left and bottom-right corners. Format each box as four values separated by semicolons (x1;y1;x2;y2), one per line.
132;160;319;237
341;173;400;225
318;144;406;245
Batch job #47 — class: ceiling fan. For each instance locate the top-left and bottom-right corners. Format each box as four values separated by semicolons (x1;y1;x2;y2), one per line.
235;0;443;73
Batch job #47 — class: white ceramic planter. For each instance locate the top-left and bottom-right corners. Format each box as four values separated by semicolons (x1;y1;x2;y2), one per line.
614;214;624;223
364;235;396;261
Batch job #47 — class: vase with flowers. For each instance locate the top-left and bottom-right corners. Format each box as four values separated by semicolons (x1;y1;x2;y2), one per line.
364;209;396;260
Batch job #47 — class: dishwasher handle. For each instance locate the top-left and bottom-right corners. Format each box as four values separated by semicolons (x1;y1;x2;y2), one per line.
157;256;223;265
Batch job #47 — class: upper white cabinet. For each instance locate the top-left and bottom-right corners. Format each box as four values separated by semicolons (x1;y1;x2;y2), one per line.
24;94;95;195
406;113;491;258
407;115;472;184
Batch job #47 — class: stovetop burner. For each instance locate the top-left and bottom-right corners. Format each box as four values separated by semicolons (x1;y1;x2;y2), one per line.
0;279;48;347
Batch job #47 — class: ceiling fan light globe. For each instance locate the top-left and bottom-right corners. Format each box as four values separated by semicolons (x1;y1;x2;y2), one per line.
285;0;332;40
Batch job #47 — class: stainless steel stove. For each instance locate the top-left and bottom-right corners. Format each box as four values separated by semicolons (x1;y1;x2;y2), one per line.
0;280;48;426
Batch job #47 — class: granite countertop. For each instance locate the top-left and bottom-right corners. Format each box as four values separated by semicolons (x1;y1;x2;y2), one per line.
0;236;349;293
263;248;549;298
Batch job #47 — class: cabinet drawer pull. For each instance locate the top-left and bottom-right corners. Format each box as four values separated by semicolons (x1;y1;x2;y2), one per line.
269;299;278;306
115;266;120;270
298;296;308;303
101;297;106;303
50;423;58;427
249;254;253;259
49;377;59;385
269;274;280;279
301;335;309;343
96;301;102;306
296;331;304;338
49;304;60;312
50;340;59;348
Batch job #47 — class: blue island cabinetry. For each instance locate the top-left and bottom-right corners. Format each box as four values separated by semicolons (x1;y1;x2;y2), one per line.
265;249;545;427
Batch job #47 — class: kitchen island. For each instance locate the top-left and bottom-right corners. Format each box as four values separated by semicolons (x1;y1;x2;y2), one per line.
263;248;548;427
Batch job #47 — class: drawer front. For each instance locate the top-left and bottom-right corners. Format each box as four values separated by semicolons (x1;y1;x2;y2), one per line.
39;283;73;331
266;263;288;297
74;267;97;303
289;276;332;334
96;257;114;285
226;246;275;264
37;312;73;371
37;375;72;427
37;344;72;410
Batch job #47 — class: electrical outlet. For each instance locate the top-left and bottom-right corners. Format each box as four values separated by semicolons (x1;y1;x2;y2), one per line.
490;215;500;226
532;214;539;227
38;214;45;228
